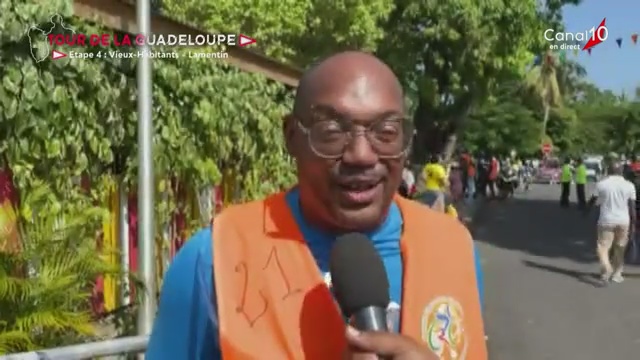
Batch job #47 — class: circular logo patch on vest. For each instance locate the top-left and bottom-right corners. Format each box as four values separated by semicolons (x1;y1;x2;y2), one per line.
421;296;468;359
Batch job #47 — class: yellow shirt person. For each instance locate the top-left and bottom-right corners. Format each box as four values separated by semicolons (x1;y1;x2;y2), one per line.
423;162;447;191
421;160;457;218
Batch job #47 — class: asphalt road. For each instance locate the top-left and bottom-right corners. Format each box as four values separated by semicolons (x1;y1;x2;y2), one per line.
474;183;640;360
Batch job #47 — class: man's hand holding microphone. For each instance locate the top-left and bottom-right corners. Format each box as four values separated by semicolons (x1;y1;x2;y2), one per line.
344;326;436;359
330;234;437;360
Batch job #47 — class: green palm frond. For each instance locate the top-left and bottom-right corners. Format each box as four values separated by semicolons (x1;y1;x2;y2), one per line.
0;274;36;303
14;310;94;334
525;62;562;107
0;330;33;354
1;181;122;353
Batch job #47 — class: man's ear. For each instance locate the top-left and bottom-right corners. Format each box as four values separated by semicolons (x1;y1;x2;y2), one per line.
283;114;297;157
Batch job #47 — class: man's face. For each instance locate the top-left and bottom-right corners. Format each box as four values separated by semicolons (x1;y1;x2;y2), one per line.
286;75;406;232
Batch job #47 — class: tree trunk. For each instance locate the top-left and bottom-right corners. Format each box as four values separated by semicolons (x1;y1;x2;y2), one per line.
442;133;458;162
413;92;474;163
541;103;550;141
441;100;474;162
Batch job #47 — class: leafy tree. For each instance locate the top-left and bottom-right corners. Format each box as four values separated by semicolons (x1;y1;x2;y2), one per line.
376;0;545;160
522;56;586;146
519;0;585;145
552;84;640;157
1;1;297;202
463;88;541;155
524;53;563;140
162;0;395;65
602;101;640;155
540;0;582;29
545;106;578;154
1;0;298;349
555;59;587;102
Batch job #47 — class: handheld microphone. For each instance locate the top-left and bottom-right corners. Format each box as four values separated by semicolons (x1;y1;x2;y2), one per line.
330;233;390;331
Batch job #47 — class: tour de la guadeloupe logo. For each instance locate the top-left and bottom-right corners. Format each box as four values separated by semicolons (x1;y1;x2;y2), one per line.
25;14;76;66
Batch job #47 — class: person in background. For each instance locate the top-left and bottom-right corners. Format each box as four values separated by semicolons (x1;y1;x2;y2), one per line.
460;152;469;195
513;157;523;175
476;153;489;198
625;156;640;262
399;160;415;198
560;158;572;208
586;163;636;284
448;163;464;203
417;156;458;218
622;157;632;180
423;154;447;193
146;51;487;360
468;155;477;199
487;155;499;198
461;151;476;201
574;158;587;210
630;155;640;172
626;155;640;182
510;158;521;190
522;160;533;191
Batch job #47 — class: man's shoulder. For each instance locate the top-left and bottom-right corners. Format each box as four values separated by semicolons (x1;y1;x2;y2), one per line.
598;176;635;191
611;176;635;188
189;227;213;245
597;177;613;187
177;227;213;263
218;194;284;218
405;198;469;234
428;208;472;245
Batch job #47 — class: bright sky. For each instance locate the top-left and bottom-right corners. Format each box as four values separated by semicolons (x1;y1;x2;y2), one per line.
563;0;639;95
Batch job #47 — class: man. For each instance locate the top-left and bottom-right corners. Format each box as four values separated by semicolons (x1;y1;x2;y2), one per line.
622;158;632;180
497;159;517;199
147;52;487;359
586;163;636;284
487;155;499;198
420;155;458;217
574;158;587;209
513;157;523;183
521;160;533;191
630;155;640;173
399;160;415;198
560;158;572;208
625;155;640;182
460;151;476;200
423;154;447;192
476;153;489;197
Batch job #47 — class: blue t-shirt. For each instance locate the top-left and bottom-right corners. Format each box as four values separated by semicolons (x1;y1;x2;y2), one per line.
146;189;484;359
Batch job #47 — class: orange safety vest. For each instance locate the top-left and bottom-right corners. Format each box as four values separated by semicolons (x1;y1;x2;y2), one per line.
212;191;487;359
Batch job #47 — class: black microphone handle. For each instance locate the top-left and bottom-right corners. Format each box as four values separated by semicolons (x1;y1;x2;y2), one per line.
351;306;388;332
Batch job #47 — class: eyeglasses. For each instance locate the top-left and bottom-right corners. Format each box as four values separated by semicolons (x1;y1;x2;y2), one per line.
295;112;414;159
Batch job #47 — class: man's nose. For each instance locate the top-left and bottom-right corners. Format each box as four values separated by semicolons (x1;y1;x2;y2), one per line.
341;133;378;165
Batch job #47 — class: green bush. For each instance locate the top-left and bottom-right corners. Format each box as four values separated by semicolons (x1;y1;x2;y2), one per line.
0;182;117;353
0;0;296;351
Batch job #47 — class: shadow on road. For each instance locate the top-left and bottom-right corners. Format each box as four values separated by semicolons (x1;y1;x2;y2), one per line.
521;259;603;287
474;189;640;360
473;197;598;264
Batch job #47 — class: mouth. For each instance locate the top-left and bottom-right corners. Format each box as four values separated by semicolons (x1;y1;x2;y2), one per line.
336;179;383;205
